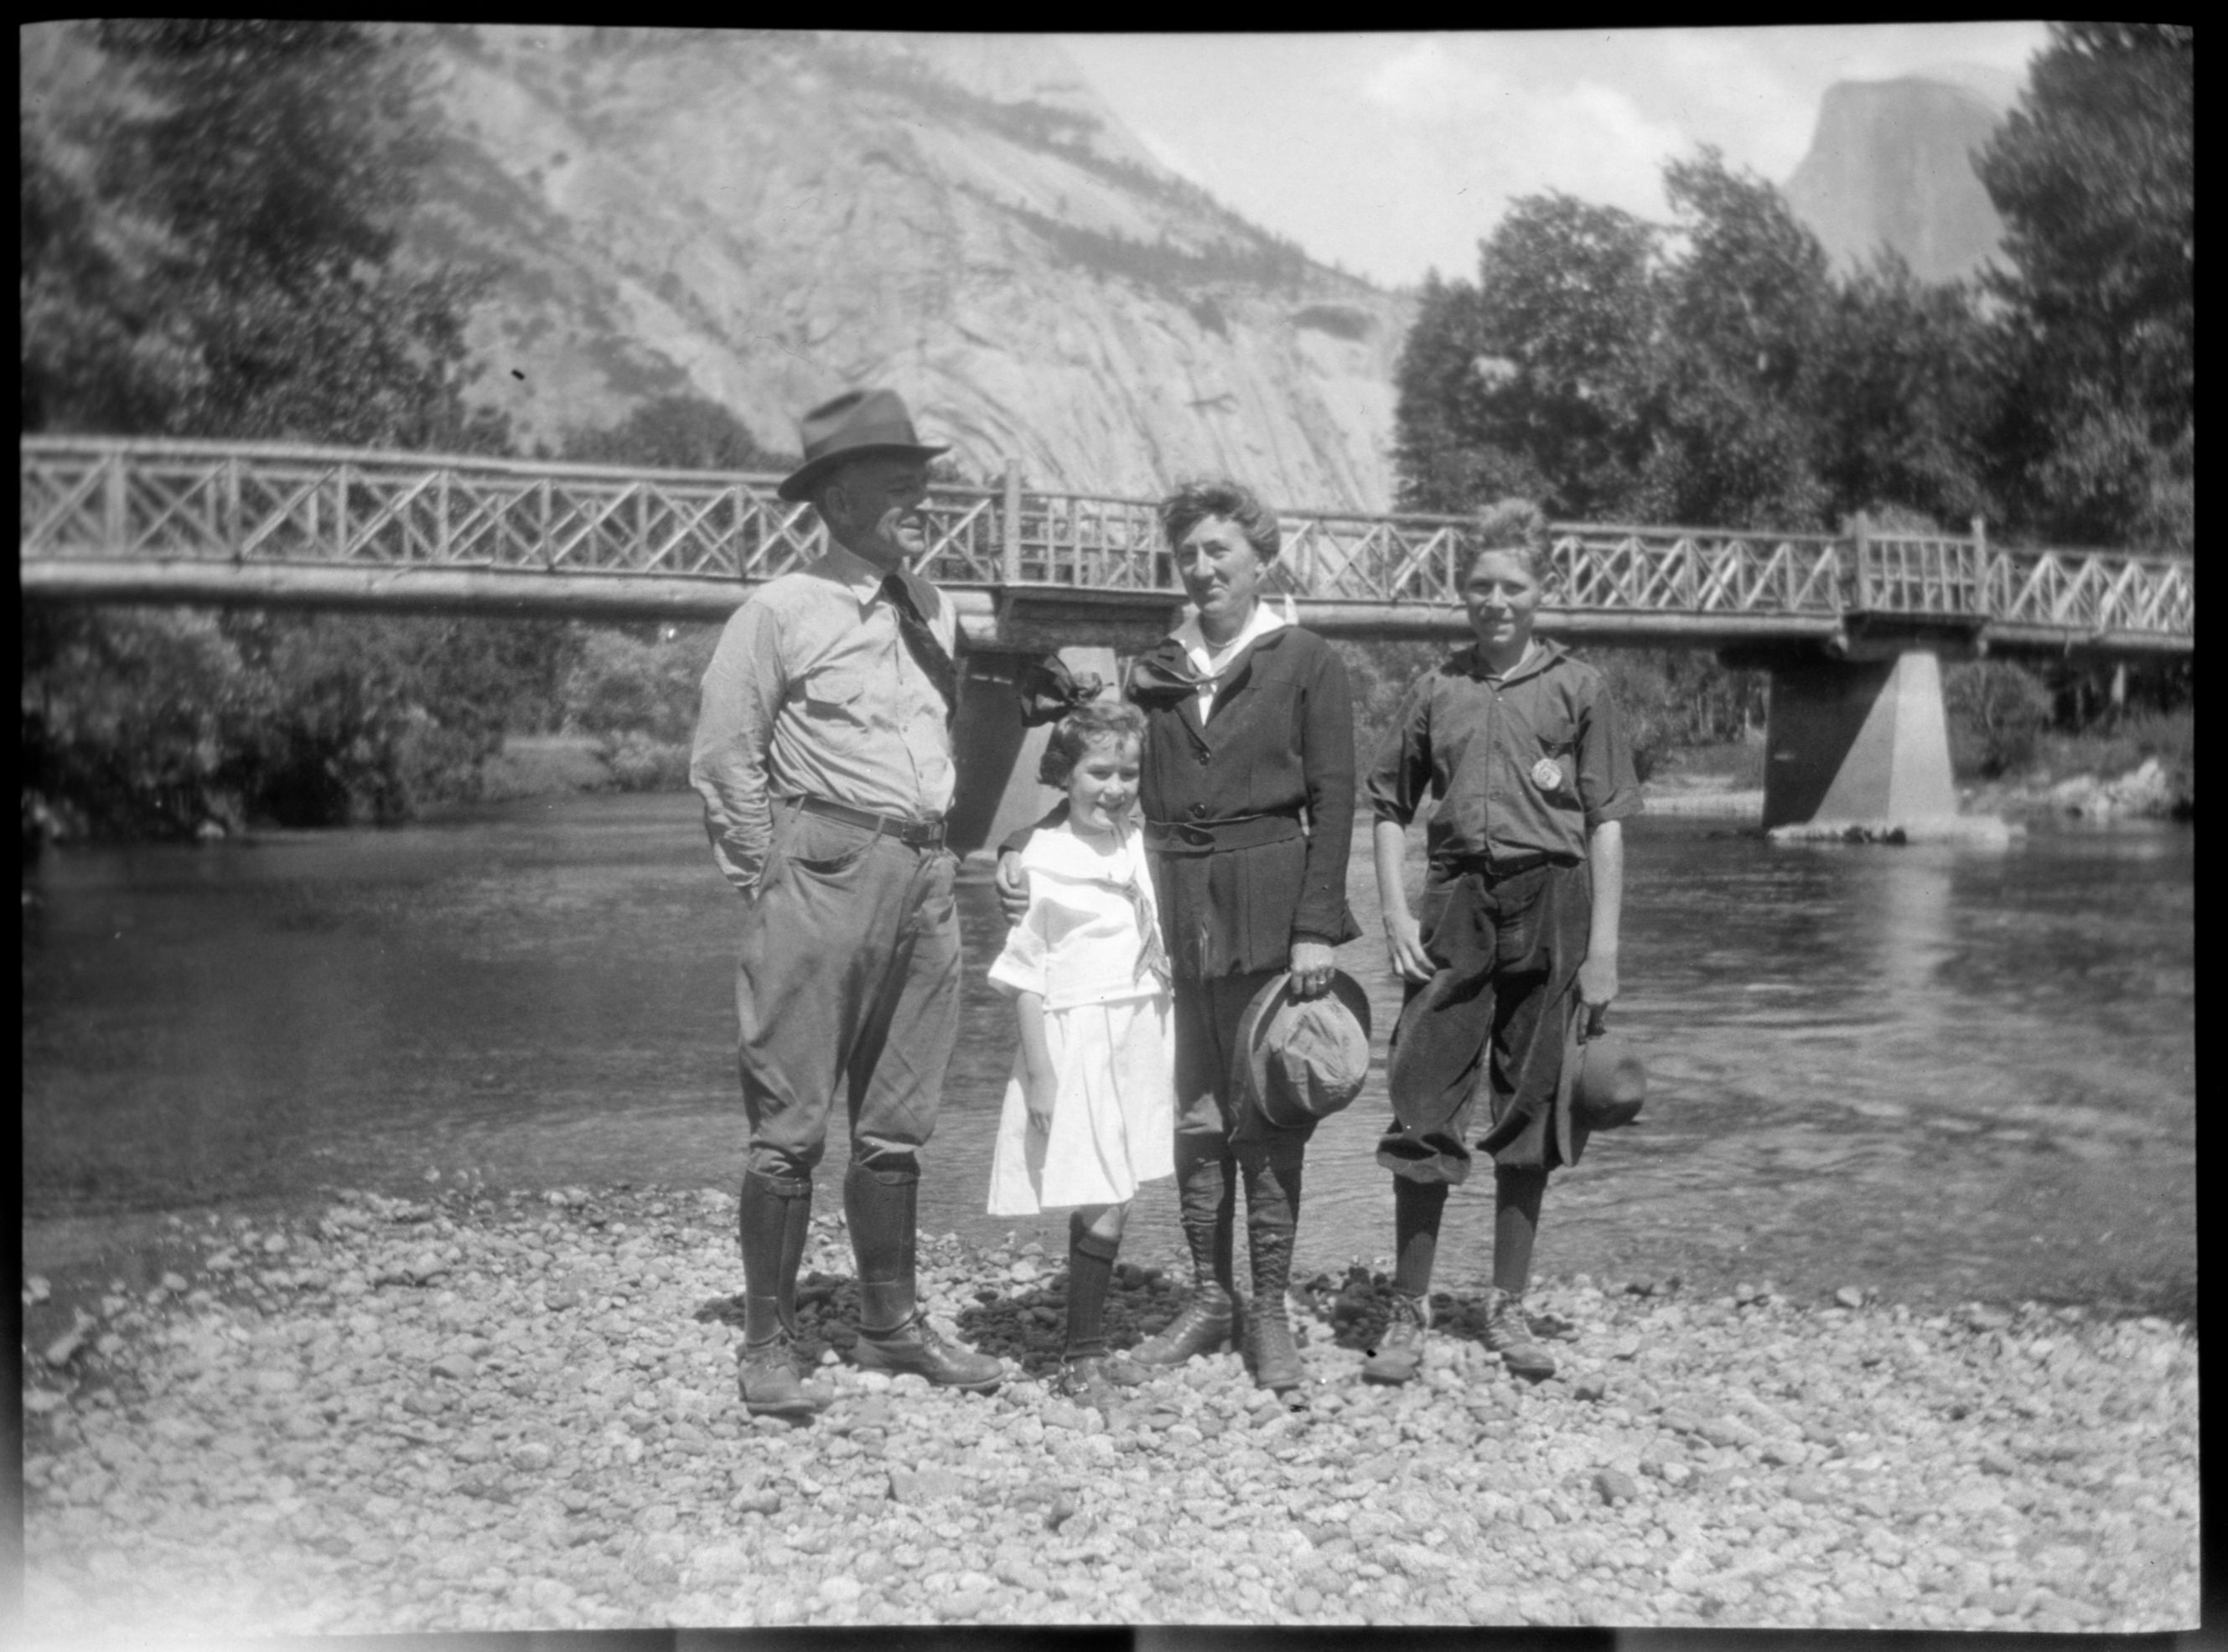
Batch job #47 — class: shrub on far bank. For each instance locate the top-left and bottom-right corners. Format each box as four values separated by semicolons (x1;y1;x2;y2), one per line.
601;732;692;793
1945;658;2192;786
1945;660;2055;779
562;625;720;748
1654;738;1768;790
2036;707;2194;788
22;608;269;841
559;623;720;793
22;606;583;842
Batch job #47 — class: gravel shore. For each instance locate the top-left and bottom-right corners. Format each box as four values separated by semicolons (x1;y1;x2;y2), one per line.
19;1181;2200;1639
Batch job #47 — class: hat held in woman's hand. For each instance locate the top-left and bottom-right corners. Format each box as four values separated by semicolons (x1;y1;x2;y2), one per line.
1238;971;1374;1129
1566;1019;1646;1130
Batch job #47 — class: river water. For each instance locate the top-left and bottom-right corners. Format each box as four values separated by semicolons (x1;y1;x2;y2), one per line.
21;793;2194;1317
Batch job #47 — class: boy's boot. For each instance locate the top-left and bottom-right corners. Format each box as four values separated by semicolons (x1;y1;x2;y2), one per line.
1132;1147;1240;1365
1362;1175;1445;1385
1241;1142;1305;1394
735;1171;832;1418
844;1162;1003;1391
1360;1292;1431;1385
1484;1287;1557;1380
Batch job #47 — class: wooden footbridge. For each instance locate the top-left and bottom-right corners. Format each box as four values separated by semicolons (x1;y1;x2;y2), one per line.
18;437;2194;656
20;437;2194;840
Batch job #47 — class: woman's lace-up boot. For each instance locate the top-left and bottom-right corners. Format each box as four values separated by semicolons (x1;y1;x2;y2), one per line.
1132;1147;1240;1365
1241;1142;1305;1394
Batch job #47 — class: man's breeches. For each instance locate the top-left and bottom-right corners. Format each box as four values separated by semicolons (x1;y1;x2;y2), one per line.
734;803;961;1186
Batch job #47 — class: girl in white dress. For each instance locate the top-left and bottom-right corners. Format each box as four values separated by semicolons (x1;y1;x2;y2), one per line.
986;699;1176;1404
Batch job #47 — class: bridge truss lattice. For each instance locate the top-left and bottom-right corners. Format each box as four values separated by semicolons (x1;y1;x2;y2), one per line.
19;438;2194;653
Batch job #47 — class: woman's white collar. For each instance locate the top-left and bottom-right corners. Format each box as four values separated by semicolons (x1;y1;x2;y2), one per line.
1174;600;1287;666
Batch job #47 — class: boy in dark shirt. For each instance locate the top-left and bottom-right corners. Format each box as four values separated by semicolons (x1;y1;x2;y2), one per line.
1361;500;1641;1383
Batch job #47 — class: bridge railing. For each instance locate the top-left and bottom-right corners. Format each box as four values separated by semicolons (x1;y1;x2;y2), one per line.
1849;529;1988;619
20;437;2194;642
1549;526;1846;615
1989;546;2196;636
1004;490;1163;590
18;438;846;580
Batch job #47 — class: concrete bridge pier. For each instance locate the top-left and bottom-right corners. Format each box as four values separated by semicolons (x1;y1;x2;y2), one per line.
1717;626;2007;842
1757;648;1958;832
947;645;1121;857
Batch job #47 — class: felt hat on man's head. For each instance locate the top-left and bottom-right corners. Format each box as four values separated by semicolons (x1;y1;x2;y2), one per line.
1237;970;1375;1130
776;388;949;503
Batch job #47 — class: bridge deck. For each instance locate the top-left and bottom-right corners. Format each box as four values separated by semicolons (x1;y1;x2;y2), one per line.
20;437;2193;655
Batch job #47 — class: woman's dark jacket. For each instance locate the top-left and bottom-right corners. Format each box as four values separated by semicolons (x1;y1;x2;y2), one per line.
1127;625;1361;980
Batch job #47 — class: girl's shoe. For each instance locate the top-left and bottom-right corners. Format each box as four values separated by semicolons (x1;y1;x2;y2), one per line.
1484;1288;1556;1380
1053;1354;1127;1411
1096;1350;1151;1388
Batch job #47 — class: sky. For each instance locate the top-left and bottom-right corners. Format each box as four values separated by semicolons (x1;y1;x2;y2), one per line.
1055;26;2050;288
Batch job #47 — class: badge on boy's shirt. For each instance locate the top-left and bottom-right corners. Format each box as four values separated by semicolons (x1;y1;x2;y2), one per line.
1531;757;1566;793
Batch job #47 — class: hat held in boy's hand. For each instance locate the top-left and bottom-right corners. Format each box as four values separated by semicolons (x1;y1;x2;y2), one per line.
1565;1018;1647;1131
1238;970;1374;1129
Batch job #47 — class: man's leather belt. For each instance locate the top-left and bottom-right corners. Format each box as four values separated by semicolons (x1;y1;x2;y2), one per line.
795;795;946;849
1144;810;1304;856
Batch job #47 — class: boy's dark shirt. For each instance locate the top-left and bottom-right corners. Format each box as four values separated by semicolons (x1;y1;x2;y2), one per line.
1366;640;1641;870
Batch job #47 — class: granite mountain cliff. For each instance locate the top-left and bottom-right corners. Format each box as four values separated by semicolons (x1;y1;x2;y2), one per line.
413;27;1412;510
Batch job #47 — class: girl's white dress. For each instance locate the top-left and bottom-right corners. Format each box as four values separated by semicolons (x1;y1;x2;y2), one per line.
986;821;1176;1215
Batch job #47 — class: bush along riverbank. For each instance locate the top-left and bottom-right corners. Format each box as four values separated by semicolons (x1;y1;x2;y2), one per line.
20;1183;2198;1637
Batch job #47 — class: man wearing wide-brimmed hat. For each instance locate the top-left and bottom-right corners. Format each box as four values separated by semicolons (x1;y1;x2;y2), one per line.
692;387;1003;1416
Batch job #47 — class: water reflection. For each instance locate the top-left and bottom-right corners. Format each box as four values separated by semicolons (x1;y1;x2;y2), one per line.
21;795;2194;1314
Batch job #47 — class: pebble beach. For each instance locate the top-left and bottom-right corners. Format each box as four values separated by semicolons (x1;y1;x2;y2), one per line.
18;1179;2200;1639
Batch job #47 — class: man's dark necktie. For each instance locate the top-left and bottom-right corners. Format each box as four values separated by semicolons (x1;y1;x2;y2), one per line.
881;572;957;722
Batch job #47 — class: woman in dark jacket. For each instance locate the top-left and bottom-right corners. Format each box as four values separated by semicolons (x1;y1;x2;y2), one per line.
1001;478;1359;1392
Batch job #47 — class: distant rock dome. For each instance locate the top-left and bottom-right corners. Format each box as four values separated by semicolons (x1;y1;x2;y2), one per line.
1783;75;2013;285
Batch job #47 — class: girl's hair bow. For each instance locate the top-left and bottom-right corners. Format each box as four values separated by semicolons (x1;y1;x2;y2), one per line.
1016;655;1109;728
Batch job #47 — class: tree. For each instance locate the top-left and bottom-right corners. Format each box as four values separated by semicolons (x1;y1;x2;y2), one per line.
23;20;509;453
21;605;275;839
22;23;536;838
1394;154;1854;531
1977;23;2193;550
563;393;790;473
1811;251;1997;529
1391;271;1527;515
1637;152;1837;531
1392;198;1661;520
1468;194;1661;520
